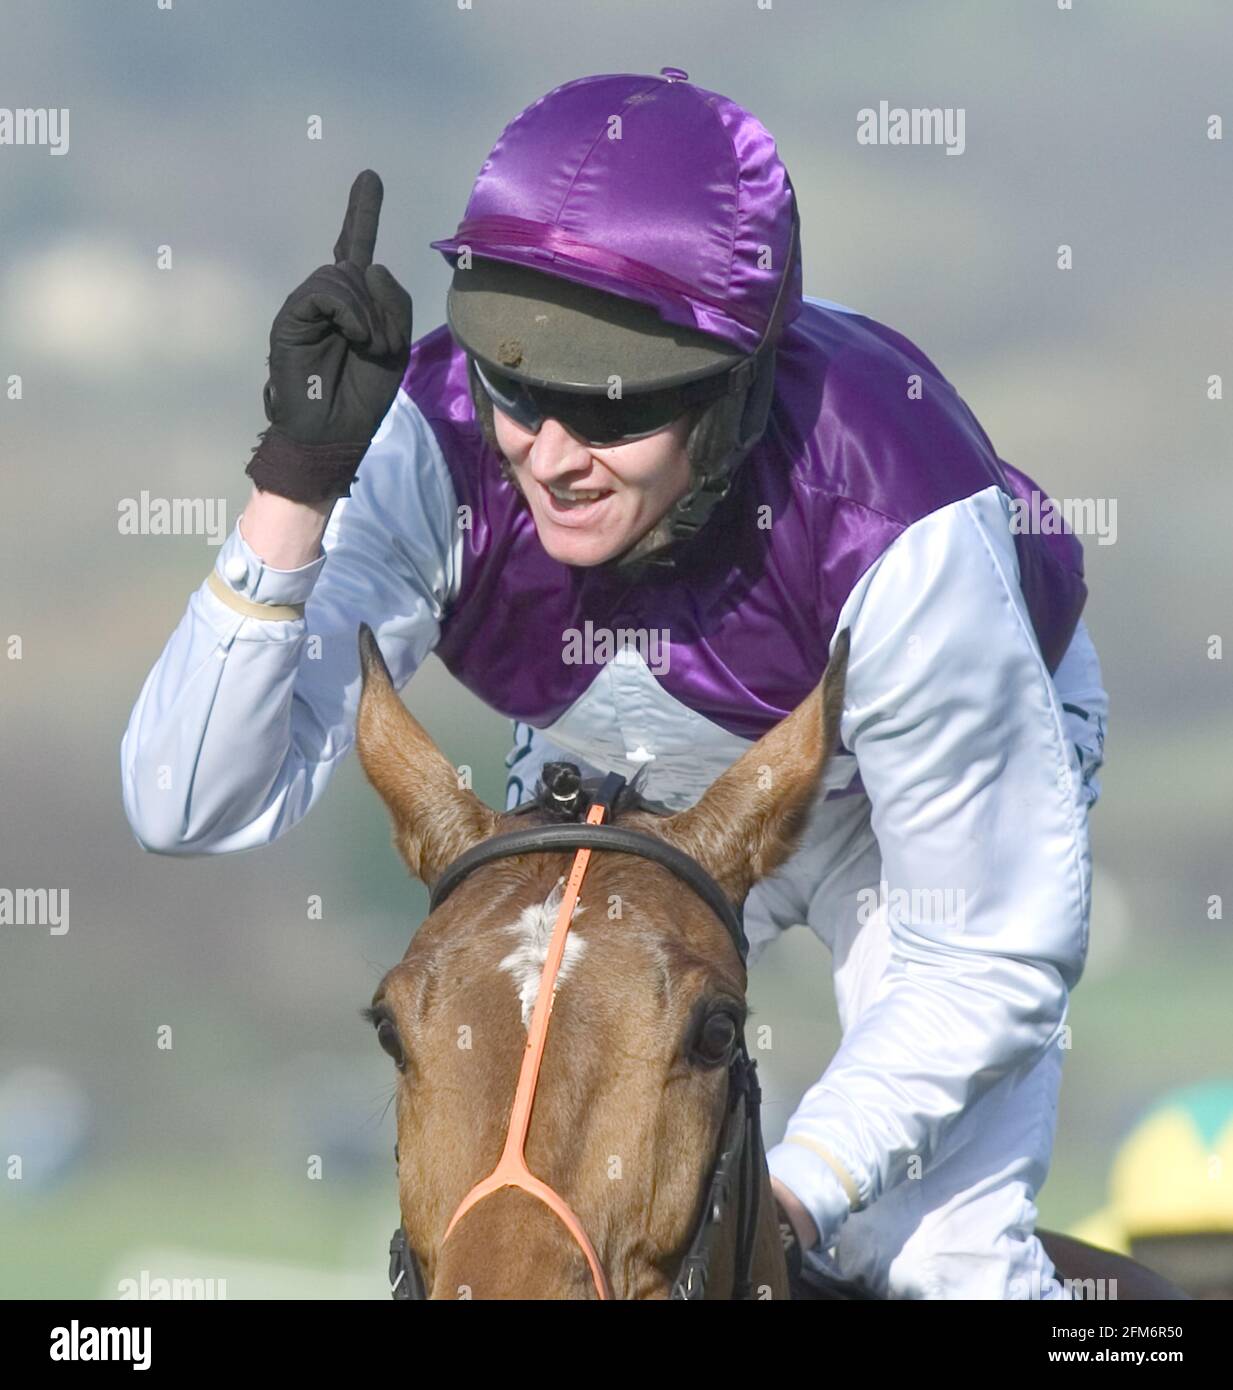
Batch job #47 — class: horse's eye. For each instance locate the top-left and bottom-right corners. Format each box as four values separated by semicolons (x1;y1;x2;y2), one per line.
692;1010;738;1067
375;1017;406;1071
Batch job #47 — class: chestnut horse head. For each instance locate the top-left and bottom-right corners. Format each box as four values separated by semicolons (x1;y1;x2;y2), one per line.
356;624;849;1299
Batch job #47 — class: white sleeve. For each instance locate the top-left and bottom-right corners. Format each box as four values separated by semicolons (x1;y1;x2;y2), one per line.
765;485;1092;1243
120;389;461;854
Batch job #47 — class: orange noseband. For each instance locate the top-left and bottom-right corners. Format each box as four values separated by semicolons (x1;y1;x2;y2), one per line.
440;800;614;1299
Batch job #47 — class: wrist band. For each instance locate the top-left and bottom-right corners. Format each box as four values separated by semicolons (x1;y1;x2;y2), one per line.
783;1135;862;1209
206;569;305;621
245;427;369;504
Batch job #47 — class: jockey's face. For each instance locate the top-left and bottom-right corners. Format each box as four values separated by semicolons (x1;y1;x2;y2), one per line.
494;407;694;567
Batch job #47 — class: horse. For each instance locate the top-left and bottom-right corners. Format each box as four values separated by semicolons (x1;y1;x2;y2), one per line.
353;623;1185;1301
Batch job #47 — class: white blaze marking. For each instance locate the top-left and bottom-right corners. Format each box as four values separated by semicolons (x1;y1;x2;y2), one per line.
498;878;588;1028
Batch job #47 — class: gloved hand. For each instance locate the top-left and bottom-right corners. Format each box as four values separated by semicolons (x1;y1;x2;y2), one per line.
773;1196;873;1300
775;1196;805;1287
246;169;413;503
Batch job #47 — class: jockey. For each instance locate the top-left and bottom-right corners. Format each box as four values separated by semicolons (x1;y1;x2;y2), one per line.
121;69;1108;1300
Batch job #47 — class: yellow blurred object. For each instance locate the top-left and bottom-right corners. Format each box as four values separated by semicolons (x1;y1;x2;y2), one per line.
1070;1082;1233;1246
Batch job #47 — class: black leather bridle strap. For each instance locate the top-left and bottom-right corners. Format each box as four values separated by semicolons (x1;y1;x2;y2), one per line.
668;1042;763;1301
430;823;748;959
733;1050;764;1299
389;1226;427;1300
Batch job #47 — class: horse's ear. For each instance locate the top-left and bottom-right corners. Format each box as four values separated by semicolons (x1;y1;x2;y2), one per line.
656;629;850;906
355;624;499;886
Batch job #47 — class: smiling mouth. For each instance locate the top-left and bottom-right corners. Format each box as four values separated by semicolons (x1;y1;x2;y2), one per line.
542;482;615;511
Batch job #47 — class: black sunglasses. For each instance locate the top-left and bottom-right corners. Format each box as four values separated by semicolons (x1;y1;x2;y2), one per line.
473;359;728;448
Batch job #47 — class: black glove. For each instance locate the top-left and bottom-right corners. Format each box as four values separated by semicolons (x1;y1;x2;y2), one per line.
775;1197;805;1289
246;169;413;503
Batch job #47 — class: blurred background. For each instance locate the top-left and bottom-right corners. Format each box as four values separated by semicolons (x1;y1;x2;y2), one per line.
1;0;1230;1297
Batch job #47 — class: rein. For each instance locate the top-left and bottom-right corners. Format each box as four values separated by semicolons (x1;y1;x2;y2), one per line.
389;770;765;1300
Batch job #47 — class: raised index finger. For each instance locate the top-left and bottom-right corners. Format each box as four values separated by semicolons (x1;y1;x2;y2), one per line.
334;169;384;270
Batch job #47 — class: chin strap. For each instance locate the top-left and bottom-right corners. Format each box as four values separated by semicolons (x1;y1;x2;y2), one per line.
609;346;778;574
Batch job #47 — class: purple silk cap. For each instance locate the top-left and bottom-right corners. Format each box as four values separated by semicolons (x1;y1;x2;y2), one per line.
431;69;802;356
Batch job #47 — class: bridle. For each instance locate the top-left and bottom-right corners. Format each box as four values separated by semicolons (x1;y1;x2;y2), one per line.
388;768;768;1300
